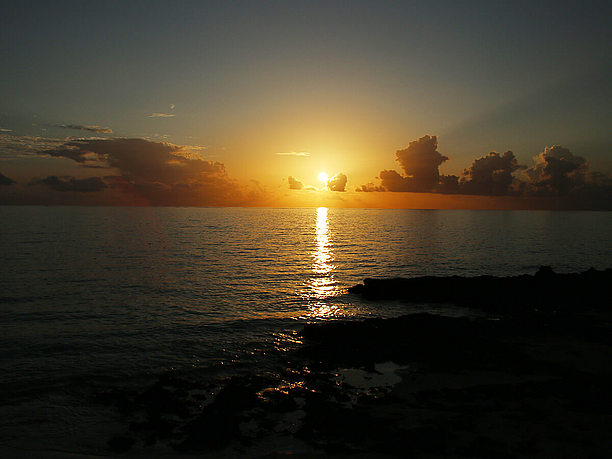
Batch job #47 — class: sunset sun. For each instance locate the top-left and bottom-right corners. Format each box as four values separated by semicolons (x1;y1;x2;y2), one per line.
318;172;328;183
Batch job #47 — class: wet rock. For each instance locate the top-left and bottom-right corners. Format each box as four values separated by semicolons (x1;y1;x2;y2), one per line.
172;375;271;452
107;435;135;452
299;313;533;372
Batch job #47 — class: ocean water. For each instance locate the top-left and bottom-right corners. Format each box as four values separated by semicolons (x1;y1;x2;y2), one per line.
0;207;612;457
0;206;611;452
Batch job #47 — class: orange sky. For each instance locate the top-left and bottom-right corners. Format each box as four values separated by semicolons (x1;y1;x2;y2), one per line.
0;2;610;210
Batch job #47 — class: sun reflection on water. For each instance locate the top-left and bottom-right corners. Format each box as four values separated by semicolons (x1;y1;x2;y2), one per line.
306;207;342;318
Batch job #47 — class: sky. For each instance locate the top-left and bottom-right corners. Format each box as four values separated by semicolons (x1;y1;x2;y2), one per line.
0;0;610;209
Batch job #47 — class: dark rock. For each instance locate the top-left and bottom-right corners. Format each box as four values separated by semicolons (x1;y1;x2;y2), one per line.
299;313;533;371
173;375;270;452
107;435;135;452
347;267;612;314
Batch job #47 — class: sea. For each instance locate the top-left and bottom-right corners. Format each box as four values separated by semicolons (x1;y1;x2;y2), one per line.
1;206;611;454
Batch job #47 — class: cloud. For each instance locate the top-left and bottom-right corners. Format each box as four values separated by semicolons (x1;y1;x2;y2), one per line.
170;104;176;110
48;124;113;134
276;151;311;157
0;134;67;160
39;138;246;205
355;182;385;192
460;151;524;195
31;176;108;192
0;171;15;186
42;138;226;181
0;128;12;132
523;146;588;195
46;145;94;163
327;173;347;192
437;174;460;194
378;170;408;191
395;135;449;192
361;135;611;208
288;175;303;190
148;113;176;118
369;135;449;193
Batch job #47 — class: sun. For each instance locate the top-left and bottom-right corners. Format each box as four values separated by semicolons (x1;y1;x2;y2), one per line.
318;171;328;183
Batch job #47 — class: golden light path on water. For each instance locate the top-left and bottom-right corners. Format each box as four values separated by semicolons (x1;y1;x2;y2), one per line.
306;207;344;318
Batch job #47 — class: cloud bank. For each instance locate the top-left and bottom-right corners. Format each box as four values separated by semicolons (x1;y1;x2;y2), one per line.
34;138;250;205
31;176;108;192
358;135;611;206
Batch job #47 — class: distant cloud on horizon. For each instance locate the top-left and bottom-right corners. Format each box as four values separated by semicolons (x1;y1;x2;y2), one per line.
327;173;347;192
286;172;347;192
287;176;303;190
355;182;385;192
23;137;260;206
459;151;524;196
148;113;176;118
357;134;612;207
1;130;610;209
30;175;108;192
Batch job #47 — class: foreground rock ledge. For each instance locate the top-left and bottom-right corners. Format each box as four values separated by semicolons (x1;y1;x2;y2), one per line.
348;266;612;314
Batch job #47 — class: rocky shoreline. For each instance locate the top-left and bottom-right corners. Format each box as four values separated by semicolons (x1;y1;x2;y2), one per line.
95;268;612;457
348;266;612;314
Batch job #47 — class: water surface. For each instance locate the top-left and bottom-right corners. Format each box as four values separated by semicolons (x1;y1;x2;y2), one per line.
1;206;611;389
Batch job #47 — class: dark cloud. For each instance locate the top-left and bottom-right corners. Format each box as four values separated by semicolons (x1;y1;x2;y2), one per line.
379;169;412;191
31;176;108;192
523;146;588;195
288;176;303;190
369;135;449;193
460;151;524;195
0;171;15;186
43;138;227;184
355;182;385;192
46;145;92;163
437;174;460;194
395;135;449;192
48;124;113;133
40;138;247;205
360;136;611;207
327;173;347;192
